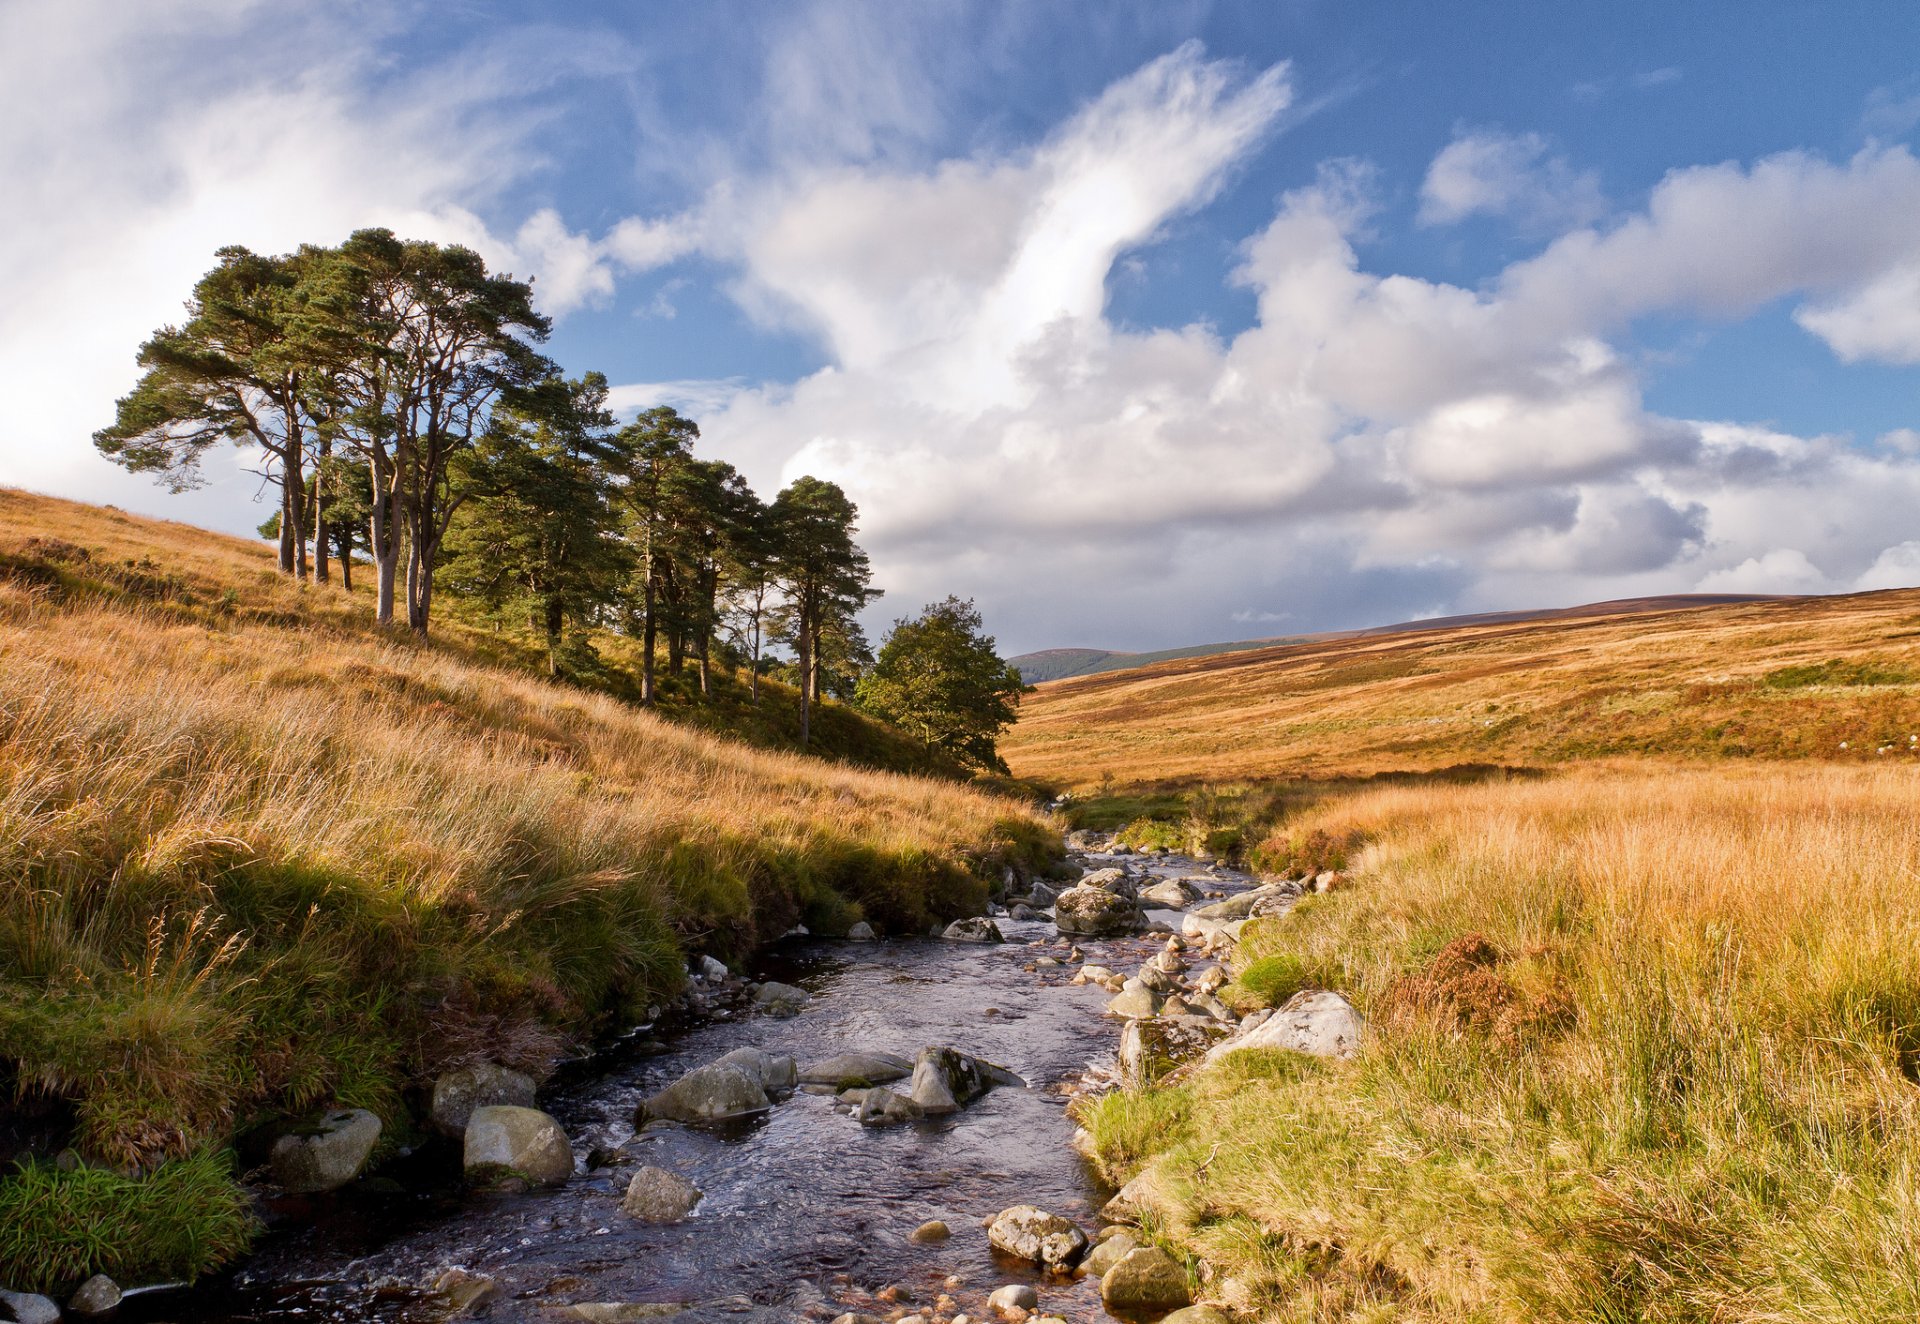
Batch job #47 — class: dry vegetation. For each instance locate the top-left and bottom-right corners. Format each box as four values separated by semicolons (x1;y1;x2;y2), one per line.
1007;593;1920;787
0;487;1051;1290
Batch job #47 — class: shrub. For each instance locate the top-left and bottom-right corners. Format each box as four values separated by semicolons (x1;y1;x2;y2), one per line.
1229;952;1346;1010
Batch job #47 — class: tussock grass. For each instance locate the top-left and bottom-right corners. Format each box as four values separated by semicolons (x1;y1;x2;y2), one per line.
1081;764;1920;1321
0;488;1052;1288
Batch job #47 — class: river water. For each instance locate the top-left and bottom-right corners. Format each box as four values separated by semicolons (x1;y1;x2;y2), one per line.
117;850;1246;1324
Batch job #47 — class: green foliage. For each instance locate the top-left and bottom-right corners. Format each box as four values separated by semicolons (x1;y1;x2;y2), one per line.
855;596;1026;773
769;476;880;743
0;1152;256;1292
1077;1085;1196;1181
1760;657;1916;689
1230;952;1346;1009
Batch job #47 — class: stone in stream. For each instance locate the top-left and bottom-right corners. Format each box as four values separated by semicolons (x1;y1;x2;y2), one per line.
1205;990;1364;1063
571;1307;691;1323
0;1292;58;1324
463;1105;573;1185
910;1219;951;1244
1136;963;1178;994
1010;904;1038;920
431;1062;537;1137
1053;886;1144;937
857;1086;926;1126
1138;878;1200;908
1081;1226;1141;1278
943;916;1005;943
1101;1170;1173;1225
752;980;811;1016
798;1051;914;1086
1119;1016;1234;1086
908;1047;1024;1113
1100;1245;1191;1312
1027;879;1060;906
986;1284;1039;1313
986;1205;1088;1270
270;1107;382;1193
641;1062;772;1125
67;1274;121;1317
434;1268;499;1314
847;921;878;941
1072;963;1115;985
621;1165;702;1223
714;1046;798;1093
1106;978;1163;1020
1190;882;1298;922
1077;867;1137;899
1160;1309;1232;1324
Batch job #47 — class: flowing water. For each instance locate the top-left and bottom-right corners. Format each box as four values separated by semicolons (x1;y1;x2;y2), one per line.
117;850;1248;1324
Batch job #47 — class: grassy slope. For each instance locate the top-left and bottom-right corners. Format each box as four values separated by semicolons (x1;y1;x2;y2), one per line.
1014;596;1920;1321
0;488;1054;1291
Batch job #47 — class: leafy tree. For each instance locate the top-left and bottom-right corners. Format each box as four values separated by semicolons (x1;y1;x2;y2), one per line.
656;458;757;697
607;406;700;703
440;373;630;675
768;476;879;745
314;453;374;593
720;493;779;705
856;596;1026;773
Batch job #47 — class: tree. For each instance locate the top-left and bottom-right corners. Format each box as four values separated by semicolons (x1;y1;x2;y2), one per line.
856;596;1027;773
95;245;322;578
657;458;756;697
439;373;630;675
608;406;699;704
768;476;879;746
720;492;778;705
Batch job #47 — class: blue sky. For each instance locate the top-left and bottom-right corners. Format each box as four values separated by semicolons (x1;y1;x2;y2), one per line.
6;1;1920;652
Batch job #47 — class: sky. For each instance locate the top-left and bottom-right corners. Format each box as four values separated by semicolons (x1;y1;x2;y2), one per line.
6;1;1920;654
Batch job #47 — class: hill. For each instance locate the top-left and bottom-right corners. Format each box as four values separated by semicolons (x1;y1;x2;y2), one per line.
1005;588;1920;787
0;488;1054;1292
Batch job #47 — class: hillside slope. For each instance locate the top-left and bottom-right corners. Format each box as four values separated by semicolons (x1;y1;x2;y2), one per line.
0;488;1053;1292
1006;589;1920;787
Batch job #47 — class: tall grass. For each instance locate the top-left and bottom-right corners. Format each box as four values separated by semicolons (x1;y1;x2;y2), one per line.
1081;764;1920;1322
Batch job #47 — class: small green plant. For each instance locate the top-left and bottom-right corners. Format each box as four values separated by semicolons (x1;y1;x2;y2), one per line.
1231;952;1345;1009
1761;658;1915;689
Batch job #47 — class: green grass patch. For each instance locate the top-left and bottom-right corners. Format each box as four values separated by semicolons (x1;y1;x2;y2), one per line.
1760;657;1916;689
1229;952;1346;1010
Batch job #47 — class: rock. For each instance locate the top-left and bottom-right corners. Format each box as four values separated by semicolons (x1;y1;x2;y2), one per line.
1162;993;1196;1017
67;1274;121;1316
1078;868;1137;899
798;1051;914;1086
848;922;878;941
714;1046;799;1092
1010;904;1037;920
857;1087;926;1126
0;1292;58;1324
1074;963;1115;985
463;1105;573;1185
1118;1016;1234;1086
753;980;811;1016
270;1107;382;1193
1314;870;1340;893
1101;1170;1170;1224
621;1165;702;1223
1101;1245;1190;1312
910;1219;951;1244
1190;992;1234;1020
642;1063;772;1124
434;1268;499;1315
571;1307;691;1323
986;1205;1087;1269
828;1316;887;1324
1081;1227;1141;1278
1192;964;1228;993
1028;879;1060;906
1139;879;1199;908
943;916;1005;943
697;954;728;982
909;1046;1022;1113
986;1284;1039;1313
1106;978;1163;1020
1160;1308;1232;1324
1191;882;1297;922
1205;990;1364;1063
1054;886;1144;937
431;1063;537;1137
1137;963;1178;994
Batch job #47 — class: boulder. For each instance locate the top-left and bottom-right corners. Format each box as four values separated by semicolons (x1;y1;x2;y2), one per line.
1205;990;1364;1063
714;1046;798;1093
270;1107;382;1193
1160;1309;1232;1324
986;1284;1038;1314
1078;868;1137;899
642;1063;772;1124
1100;1246;1190;1312
910;1219;951;1244
1027;879;1060;907
1101;1169;1172;1225
0;1292;60;1324
1139;879;1199;908
943;916;1005;944
463;1105;572;1185
1106;979;1163;1020
1054;886;1144;938
857;1087;926;1126
67;1275;120;1316
696;954;728;982
435;1269;499;1315
621;1165;702;1223
1075;963;1115;984
1191;883;1296;922
1010;904;1037;921
848;922;878;941
1118;1016;1234;1086
798;1051;914;1086
909;1047;1022;1113
752;981;811;1016
431;1063;537;1137
1081;1227;1141;1278
986;1205;1087;1270
1137;963;1178;994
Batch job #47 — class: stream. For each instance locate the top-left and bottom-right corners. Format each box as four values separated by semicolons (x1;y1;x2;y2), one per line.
116;847;1250;1324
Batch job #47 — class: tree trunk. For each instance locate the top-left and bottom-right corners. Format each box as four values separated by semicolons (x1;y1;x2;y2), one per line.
338;544;353;593
797;617;813;746
641;572;658;704
750;608;762;706
313;440;330;586
278;482;296;575
545;597;564;676
369;460;398;627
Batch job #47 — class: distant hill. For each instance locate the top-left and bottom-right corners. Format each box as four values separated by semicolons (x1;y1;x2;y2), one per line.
1009;595;1781;682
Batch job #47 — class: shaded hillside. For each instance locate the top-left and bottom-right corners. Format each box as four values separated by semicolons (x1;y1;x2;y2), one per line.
1006;589;1920;787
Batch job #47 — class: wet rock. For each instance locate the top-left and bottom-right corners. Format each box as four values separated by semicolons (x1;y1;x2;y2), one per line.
798;1051;914;1086
857;1087;926;1126
1073;963;1115;985
715;1046;799;1093
1139;879;1199;908
1118;1016;1233;1086
621;1165;702;1223
829;1316;887;1324
1081;1227;1141;1278
68;1274;121;1316
986;1284;1039;1313
943;916;1005;944
1160;1308;1232;1324
1205;990;1364;1063
570;1306;689;1323
270;1107;381;1193
1100;1245;1190;1312
696;954;728;982
848;922;878;941
1191;883;1296;922
1106;978;1163;1020
908;1046;1023;1113
753;980;812;1016
1078;868;1137;899
1137;963;1178;994
431;1063;537;1137
434;1268;498;1315
1054;886;1143;938
642;1063;772;1125
0;1291;58;1324
1101;1170;1170;1224
1027;879;1060;906
910;1219;951;1244
463;1105;573;1185
1010;904;1037;920
987;1205;1087;1269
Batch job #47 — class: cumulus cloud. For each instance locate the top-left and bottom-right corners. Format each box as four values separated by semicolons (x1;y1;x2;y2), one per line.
1418;129;1606;230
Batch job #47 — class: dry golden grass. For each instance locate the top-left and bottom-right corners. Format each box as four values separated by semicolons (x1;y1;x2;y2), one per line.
1008;593;1920;787
1084;762;1920;1322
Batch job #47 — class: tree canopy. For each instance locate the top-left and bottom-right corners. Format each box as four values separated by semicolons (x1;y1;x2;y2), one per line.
856;596;1027;773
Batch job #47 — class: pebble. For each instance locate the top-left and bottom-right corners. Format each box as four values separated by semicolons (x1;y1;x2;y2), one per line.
910;1219;951;1244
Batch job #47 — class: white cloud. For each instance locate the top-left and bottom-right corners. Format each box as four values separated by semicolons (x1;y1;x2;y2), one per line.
1696;549;1828;594
1418;129;1606;230
1855;541;1920;591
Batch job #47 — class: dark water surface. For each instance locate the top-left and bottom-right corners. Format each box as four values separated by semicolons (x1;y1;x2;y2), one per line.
119;852;1243;1324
